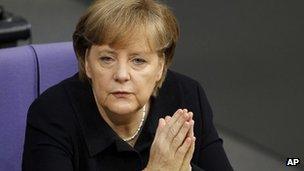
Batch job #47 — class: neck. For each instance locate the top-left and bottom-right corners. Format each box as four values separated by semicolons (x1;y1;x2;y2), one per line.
96;101;150;139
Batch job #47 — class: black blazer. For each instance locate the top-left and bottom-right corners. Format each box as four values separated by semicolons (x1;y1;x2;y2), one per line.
22;69;233;171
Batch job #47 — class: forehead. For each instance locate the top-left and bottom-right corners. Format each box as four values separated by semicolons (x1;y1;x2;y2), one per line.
93;44;154;56
100;34;158;54
97;21;163;51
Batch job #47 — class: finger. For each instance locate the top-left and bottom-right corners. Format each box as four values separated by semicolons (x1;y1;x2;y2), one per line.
154;118;166;140
169;109;189;125
166;109;190;142
159;109;182;137
165;115;171;123
181;137;196;170
186;111;194;137
174;137;193;160
172;109;184;122
187;120;194;138
171;120;193;151
187;111;193;122
159;109;185;140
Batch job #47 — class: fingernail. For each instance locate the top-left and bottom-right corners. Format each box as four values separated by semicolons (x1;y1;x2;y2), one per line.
189;112;193;118
187;137;192;143
190;120;194;125
159;118;165;125
184;122;189;127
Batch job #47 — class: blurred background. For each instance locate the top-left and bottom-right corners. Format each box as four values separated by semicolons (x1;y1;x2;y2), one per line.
1;0;303;170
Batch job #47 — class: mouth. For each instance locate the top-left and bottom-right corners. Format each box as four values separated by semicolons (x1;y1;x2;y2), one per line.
112;91;132;98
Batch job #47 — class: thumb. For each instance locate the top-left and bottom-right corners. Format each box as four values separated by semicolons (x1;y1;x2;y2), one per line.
155;118;166;137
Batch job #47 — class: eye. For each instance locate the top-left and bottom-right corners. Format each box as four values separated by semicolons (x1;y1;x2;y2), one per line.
100;56;114;64
132;58;147;65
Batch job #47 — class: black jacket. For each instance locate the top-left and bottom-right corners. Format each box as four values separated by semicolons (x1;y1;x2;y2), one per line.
22;69;233;171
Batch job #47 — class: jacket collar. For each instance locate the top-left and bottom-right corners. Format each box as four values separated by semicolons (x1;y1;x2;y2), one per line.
65;69;183;157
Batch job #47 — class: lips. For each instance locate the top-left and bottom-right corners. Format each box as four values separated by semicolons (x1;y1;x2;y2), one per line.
112;91;131;98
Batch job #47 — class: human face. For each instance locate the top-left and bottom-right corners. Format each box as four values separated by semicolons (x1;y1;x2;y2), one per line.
85;41;164;116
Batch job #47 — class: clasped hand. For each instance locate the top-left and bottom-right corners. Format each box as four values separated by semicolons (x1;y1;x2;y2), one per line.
144;109;196;171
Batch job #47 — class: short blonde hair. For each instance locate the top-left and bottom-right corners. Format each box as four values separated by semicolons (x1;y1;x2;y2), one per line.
73;0;179;97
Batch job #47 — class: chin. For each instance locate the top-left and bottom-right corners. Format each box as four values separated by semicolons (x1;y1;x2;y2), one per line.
108;101;137;115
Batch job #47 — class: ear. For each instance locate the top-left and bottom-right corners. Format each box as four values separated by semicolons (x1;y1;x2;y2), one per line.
156;58;165;81
84;49;92;79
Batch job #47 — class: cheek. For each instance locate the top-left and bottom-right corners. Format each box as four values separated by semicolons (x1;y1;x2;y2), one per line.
91;72;113;102
135;71;159;96
89;62;112;87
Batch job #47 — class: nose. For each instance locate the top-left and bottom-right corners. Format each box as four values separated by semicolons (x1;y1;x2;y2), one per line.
113;62;131;83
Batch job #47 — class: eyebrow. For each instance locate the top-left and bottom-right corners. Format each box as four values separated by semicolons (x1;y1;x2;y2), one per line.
98;49;117;55
131;48;156;55
130;52;147;56
98;47;153;57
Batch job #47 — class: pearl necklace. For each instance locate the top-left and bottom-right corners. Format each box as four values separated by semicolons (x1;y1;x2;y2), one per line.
123;105;146;142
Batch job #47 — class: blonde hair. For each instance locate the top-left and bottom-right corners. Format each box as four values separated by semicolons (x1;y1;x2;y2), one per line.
73;0;179;97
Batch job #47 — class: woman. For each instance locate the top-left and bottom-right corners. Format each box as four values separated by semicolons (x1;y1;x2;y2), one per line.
22;0;233;170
